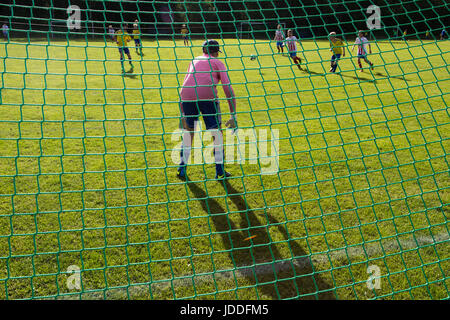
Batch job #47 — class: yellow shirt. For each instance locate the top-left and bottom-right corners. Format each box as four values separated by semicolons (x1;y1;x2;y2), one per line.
181;28;188;35
330;38;344;55
132;29;140;39
115;30;131;47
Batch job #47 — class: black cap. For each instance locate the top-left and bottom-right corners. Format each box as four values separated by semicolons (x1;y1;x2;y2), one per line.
202;39;222;54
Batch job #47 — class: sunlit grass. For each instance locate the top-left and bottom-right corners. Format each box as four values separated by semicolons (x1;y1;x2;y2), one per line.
0;37;448;300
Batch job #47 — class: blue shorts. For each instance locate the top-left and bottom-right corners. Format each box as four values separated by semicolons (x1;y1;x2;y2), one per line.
276;41;284;47
289;52;297;58
331;54;341;62
134;39;141;46
119;47;130;55
357;53;367;59
182;101;221;130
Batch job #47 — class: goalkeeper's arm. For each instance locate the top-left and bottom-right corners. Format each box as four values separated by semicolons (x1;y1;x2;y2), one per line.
222;83;237;132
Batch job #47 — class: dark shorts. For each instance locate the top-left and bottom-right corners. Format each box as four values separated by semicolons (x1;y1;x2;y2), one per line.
276;41;284;47
119;47;130;55
357;53;367;59
134;39;141;45
289;52;297;58
182;101;221;130
331;54;341;62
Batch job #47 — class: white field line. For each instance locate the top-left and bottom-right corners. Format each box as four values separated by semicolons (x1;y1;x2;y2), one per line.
58;232;449;299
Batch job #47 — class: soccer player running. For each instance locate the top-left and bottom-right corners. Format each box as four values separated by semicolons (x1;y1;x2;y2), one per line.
132;23;144;56
352;30;374;72
285;29;302;70
177;40;237;180
328;32;345;73
274;24;285;53
114;25;134;73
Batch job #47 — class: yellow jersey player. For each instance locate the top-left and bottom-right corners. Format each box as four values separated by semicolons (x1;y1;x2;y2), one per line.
115;25;134;73
328;32;345;73
181;24;189;46
132;23;144;56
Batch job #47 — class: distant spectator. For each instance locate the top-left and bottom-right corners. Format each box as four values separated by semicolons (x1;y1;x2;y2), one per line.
108;25;115;41
2;23;9;40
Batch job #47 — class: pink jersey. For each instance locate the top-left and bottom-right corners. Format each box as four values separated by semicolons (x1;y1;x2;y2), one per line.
354;36;369;55
180;54;234;104
285;36;298;52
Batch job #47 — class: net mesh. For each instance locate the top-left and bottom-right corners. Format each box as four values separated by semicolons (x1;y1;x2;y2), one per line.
0;0;448;300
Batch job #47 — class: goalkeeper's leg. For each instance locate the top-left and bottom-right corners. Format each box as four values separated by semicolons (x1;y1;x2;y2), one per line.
178;129;194;179
210;129;226;178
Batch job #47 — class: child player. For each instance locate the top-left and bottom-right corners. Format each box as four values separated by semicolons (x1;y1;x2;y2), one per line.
328;32;345;73
108;25;115;42
285;29;302;70
114;25;134;73
181;24;189;46
132;23;144;56
352;30;374;72
274;24;285;53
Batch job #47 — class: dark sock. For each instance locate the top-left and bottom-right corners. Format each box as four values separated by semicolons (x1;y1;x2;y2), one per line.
215;163;224;176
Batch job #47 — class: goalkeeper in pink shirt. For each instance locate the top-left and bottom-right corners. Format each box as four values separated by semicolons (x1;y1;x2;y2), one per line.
177;39;237;180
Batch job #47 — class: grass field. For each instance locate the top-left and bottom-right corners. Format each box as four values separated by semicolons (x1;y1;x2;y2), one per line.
0;37;448;300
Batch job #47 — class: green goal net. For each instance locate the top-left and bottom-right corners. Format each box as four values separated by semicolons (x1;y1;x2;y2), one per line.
0;0;448;300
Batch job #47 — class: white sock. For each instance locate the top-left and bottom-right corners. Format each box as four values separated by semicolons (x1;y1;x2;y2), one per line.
180;132;192;165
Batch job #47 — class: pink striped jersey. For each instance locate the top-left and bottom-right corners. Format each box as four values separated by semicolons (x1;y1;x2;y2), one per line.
275;30;285;41
354;36;369;55
180;54;235;107
285;36;298;52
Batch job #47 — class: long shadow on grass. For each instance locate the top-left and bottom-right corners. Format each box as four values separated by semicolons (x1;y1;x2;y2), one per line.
301;67;374;83
301;68;326;77
337;72;377;83
187;180;336;300
373;71;409;82
123;68;138;79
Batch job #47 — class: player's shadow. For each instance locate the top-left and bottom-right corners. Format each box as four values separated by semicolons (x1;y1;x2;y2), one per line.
123;68;138;79
338;72;377;83
301;68;326;77
187;180;336;300
373;71;409;82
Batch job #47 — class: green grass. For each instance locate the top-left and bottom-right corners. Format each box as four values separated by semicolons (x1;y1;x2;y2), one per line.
0;37;448;300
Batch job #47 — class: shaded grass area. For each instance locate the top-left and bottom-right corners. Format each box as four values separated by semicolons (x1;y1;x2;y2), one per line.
0;38;448;299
